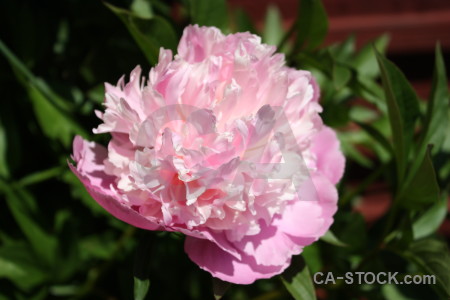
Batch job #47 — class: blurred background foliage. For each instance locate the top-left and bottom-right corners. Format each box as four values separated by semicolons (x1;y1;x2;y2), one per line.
0;0;449;299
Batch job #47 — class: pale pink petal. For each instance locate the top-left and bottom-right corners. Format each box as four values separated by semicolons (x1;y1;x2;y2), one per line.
310;126;345;184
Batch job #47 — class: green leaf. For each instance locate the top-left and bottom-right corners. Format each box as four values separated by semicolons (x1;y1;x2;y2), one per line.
421;44;449;153
104;2;177;65
295;0;328;51
349;105;378;123
0;180;58;267
404;238;450;298
134;277;150;300
0;39;87;146
375;50;420;184
353;35;389;79
189;0;228;30
232;8;257;34
0;242;48;291
398;146;440;210
281;255;317;300
263;5;284;46
338;132;374;168
212;278;231;300
27;85;83;147
386;214;413;250
79;234;116;260
320;230;347;247
337;212;368;252
17;166;63;187
352;76;387;113
53;211;81;281
0;39;73;114
382;284;416;300
412;194;447;239
355;121;393;155
328;35;355;62
332;64;351;90
302;244;322;274
131;0;154;18
49;285;79;297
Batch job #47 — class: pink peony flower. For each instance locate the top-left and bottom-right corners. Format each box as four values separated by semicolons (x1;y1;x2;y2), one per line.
70;25;345;284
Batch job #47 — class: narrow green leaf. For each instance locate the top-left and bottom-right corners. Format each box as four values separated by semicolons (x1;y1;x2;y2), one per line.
0;180;57;267
338;132;374;168
0;39;87;146
398;146;440;210
320;230;347;247
53;210;80;281
295;0;328;51
27;84;83;147
189;0;228;30
375;50;420;184
421;44;449;153
104;2;177;65
0;39;73;113
17;166;63;187
281;255;317;300
412;194;447;239
212;278;231;300
263;5;284;46
404;238;450;298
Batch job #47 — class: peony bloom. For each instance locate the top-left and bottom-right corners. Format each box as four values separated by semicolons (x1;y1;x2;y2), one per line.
69;25;344;284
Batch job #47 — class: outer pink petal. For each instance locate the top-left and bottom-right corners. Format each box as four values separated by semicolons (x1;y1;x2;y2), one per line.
170;226;242;260
70;136;160;230
311;173;339;230
278;173;338;239
233;220;303;267
310;126;345;184
232;174;338;269
184;236;288;284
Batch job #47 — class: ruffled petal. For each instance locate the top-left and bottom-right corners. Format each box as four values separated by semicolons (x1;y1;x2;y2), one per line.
70;136;160;230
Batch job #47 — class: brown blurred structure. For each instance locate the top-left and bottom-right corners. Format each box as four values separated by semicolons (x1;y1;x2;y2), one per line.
229;0;450;98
